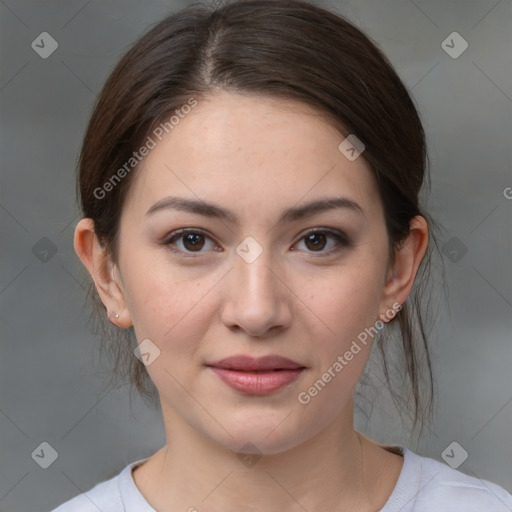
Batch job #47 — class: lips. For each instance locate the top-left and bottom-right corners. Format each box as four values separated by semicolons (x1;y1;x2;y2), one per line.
206;355;306;395
206;355;305;372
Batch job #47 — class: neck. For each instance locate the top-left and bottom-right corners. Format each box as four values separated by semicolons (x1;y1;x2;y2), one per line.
133;399;401;512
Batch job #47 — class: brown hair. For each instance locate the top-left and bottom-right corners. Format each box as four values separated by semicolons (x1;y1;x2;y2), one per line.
77;0;443;435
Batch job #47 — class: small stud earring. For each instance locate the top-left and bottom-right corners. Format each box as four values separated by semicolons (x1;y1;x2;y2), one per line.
111;311;119;319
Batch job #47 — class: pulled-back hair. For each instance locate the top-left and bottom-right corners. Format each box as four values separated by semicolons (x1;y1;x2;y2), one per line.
77;0;443;436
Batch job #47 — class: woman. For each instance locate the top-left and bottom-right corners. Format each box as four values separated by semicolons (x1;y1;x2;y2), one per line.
53;0;512;510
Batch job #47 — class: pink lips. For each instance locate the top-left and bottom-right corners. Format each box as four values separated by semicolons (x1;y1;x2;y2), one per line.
206;355;306;395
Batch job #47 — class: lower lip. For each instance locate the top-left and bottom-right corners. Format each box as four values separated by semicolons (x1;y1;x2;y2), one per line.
208;367;305;395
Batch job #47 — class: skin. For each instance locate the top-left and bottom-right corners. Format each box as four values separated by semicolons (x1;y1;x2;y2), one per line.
74;91;428;512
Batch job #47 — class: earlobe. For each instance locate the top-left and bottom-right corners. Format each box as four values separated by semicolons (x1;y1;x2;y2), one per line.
73;218;132;328
378;215;429;320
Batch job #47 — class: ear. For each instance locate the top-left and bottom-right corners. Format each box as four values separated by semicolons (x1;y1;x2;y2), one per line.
378;215;429;321
73;218;133;328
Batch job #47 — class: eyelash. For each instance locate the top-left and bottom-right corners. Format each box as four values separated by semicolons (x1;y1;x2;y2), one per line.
161;228;351;258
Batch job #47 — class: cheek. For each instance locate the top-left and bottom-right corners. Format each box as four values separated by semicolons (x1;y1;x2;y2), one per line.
311;262;385;341
120;247;214;351
295;282;381;417
300;257;387;393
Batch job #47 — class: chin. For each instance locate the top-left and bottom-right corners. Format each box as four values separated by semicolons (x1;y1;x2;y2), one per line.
207;410;313;456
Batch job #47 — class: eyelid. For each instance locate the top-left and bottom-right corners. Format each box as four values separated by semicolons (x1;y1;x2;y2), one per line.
161;228;220;256
297;227;350;244
161;227;351;256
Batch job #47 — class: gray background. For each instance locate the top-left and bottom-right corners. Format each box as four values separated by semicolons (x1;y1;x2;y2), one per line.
1;0;511;510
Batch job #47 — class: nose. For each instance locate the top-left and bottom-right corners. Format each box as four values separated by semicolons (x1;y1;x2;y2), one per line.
220;250;292;338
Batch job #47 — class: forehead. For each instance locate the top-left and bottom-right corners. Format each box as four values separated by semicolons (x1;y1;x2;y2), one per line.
122;91;382;223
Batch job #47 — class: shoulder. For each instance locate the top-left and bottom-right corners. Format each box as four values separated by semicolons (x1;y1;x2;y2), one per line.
50;474;120;512
405;448;512;511
50;458;149;512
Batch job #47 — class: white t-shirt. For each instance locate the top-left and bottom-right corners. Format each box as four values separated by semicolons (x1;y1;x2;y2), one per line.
50;447;512;511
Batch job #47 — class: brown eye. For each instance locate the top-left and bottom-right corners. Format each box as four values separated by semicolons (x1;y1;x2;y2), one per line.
181;232;206;251
304;232;328;251
294;229;350;255
163;229;217;255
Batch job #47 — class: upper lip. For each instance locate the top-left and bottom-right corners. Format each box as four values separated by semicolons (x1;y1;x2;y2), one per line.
206;355;305;371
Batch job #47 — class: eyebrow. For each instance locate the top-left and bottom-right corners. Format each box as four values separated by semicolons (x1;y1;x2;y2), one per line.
145;195;365;224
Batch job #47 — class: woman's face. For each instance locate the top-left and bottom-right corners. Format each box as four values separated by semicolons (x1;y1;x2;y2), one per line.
113;91;394;454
